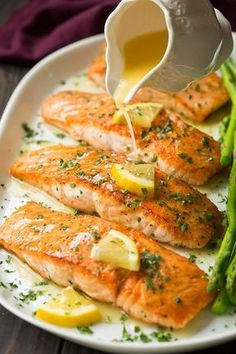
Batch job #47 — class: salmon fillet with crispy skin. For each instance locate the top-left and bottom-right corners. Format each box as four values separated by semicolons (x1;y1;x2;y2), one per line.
0;201;214;328
88;47;229;122
10;145;222;249
41;91;222;185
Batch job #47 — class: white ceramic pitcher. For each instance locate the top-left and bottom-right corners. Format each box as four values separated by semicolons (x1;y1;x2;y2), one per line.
105;0;233;103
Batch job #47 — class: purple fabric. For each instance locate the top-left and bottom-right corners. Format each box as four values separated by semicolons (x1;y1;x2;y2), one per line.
0;0;235;64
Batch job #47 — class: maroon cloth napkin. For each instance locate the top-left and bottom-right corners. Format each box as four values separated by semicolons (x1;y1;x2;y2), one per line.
0;0;234;64
0;0;120;63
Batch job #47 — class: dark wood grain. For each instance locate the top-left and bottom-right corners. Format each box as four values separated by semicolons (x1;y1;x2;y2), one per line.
0;64;29;116
0;308;63;354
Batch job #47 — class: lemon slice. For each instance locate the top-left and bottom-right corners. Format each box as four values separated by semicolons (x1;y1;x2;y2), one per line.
113;103;163;128
91;229;140;271
36;286;101;327
110;163;155;198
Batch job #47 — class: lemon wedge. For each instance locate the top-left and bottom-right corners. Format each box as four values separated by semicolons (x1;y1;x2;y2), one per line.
36;286;101;327
91;229;140;271
113;102;163;128
110;163;155;198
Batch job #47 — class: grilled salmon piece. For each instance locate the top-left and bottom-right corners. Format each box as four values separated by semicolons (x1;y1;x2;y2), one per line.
134;73;229;123
88;47;229;122
10;145;222;249
0;201;214;328
41;91;222;185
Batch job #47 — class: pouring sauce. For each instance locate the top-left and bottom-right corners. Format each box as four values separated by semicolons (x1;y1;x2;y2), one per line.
113;30;168;155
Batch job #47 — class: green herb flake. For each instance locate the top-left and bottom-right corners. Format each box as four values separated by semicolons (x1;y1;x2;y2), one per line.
188;254;197;263
21;123;36;139
77;326;93;334
146;277;155;290
91;232;101;241
19;290;44;304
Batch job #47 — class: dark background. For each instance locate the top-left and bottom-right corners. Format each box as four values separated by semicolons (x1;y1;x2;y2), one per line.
1;0;236;353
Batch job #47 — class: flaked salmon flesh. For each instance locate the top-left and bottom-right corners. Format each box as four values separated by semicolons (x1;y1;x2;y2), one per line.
41;91;222;185
10;145;223;249
88;45;229;122
0;201;214;328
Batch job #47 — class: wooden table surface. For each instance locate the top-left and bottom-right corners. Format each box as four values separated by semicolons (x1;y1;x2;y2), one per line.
1;1;236;353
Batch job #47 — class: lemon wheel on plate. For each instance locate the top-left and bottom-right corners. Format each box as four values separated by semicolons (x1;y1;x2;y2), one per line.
36;286;101;327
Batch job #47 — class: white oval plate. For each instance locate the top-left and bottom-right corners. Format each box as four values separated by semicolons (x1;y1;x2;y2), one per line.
0;33;236;353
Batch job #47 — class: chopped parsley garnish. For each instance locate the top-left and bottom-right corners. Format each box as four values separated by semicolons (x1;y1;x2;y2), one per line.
141;130;150;140
34;280;49;286
188;254;197;263
125;199;141;208
178;152;193;163
94;154;110;165
74;209;85;216
0;281;7;288
77;326;93;334
169;193;199;204
91;232;101;241
5;255;12;264
19;289;44;304
114;324;174;343
141;187;148;196
120;312;128;323
175;214;189;232
21;123;36;139
151;328;173;342
155;120;172;139
175;296;182;304
56;133;66;139
146;277;155;290
59;158;80;170
202;136;210;148
141;250;162;271
151;154;157;162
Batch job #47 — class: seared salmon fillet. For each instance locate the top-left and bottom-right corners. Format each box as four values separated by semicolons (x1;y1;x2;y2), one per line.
10;145;222;249
41;91;222;185
0;201;214;328
88;47;229;122
134;73;229;123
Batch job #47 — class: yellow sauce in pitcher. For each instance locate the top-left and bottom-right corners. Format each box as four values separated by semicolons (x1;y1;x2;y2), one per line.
114;30;168;154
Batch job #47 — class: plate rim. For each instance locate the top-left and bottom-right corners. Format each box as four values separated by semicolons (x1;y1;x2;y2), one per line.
1;33;236;353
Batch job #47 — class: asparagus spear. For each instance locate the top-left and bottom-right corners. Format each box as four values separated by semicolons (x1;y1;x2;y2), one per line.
220;106;236;166
220;60;236;166
221;60;236;105
225;134;236;303
208;132;236;292
211;288;230;315
227;57;236;79
219;115;230;145
226;254;236;304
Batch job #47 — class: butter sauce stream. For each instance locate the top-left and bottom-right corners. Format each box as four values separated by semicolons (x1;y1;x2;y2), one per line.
113;30;168;156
